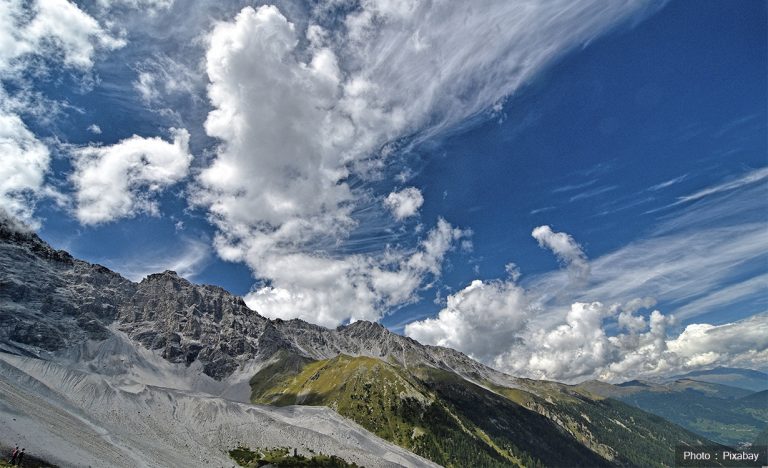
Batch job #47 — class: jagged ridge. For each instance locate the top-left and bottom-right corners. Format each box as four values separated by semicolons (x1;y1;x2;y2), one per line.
0;218;512;383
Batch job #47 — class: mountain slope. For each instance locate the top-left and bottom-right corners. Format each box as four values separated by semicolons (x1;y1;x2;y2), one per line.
578;379;768;446
250;351;713;467
0;349;436;467
666;367;768;392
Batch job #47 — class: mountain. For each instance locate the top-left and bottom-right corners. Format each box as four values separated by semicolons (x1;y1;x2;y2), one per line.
665;367;768;393
0;217;715;467
578;378;768;446
250;351;717;467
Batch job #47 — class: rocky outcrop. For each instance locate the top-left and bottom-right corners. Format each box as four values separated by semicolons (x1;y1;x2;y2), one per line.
0;219;135;355
115;270;269;379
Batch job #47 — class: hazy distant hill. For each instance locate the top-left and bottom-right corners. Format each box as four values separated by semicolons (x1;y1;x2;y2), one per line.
578;378;767;446
665;367;768;392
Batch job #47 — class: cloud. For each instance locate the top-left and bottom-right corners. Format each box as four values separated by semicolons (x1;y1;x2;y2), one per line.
647;173;687;191
70;128;192;224
568;185;618;202
244;218;469;328
552;179;598;193
95;0;174;12
87;124;102;134
191;1;658;327
0;108;50;226
530;172;768;316
532;225;590;281
0;0;124;73
133;54;201;106
405;278;530;362
407;188;768;382
676;167;768;204
407;278;768;383
107;236;211;282
530;223;767;318
501;302;676;382
384;187;424;220
666;313;768;369
670;274;768;321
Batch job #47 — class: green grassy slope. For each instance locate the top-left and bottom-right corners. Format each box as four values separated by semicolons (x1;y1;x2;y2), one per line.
229;446;359;467
250;352;715;467
489;380;714;467
251;353;533;467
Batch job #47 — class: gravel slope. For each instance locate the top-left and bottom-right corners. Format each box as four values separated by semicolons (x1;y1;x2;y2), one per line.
0;351;438;468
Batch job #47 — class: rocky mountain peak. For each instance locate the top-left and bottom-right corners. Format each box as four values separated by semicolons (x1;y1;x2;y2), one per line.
142;269;182;281
0;214;74;265
339;320;388;335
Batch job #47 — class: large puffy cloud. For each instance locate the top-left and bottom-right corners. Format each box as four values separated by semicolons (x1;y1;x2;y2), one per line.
405;278;530;362
506;308;768;382
70;128;192;224
409;274;768;384
194;2;655;326
500;302;678;382
199;5;353;230
666;314;768;369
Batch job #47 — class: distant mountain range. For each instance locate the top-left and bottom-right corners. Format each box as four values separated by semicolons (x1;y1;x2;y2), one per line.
666;367;768;393
0;216;739;467
578;377;767;446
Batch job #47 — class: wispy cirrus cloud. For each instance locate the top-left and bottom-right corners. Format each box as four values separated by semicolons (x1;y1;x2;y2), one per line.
647;173;688;191
552;178;598;193
101;236;211;282
675;166;768;204
569;185;618;202
670;273;767;321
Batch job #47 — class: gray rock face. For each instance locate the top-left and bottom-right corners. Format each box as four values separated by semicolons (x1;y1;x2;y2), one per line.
0;216;508;384
0;219;135;356
116;271;269;379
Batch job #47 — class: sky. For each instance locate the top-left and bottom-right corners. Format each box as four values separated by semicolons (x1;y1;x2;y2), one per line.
1;0;766;383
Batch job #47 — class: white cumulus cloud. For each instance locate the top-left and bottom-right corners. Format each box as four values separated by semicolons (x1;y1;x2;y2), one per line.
532;225;590;281
0;0;124;73
70;128;192;224
243;218;469;328
0;108;50;225
405;278;530;362
384;187;424;220
406;220;768;383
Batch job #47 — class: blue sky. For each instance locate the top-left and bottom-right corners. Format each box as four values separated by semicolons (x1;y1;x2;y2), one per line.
2;0;766;382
